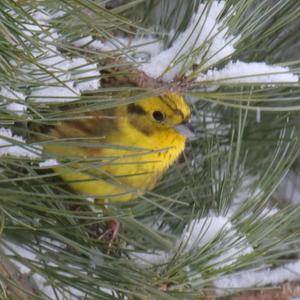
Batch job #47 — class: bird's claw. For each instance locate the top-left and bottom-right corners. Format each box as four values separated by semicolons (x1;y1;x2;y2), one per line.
98;219;120;242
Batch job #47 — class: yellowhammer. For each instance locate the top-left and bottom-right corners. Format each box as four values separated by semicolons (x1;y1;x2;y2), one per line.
32;93;192;238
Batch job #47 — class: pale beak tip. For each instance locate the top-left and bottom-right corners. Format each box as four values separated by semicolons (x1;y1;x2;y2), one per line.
175;123;196;139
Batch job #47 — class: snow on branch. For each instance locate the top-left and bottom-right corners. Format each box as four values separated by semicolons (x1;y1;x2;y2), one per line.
131;213;253;270
198;61;298;85
0;87;27;115
10;9;101;103
39;158;59;167
139;1;237;82
215;260;300;292
0;128;41;158
81;1;298;87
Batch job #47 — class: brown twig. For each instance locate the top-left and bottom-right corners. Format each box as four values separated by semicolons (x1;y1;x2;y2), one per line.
0;256;40;300
218;281;300;300
98;57;193;95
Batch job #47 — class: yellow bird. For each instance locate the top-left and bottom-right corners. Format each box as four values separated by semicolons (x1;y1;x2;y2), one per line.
33;93;192;237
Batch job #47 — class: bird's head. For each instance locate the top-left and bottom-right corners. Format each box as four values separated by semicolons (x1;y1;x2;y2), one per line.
125;93;193;138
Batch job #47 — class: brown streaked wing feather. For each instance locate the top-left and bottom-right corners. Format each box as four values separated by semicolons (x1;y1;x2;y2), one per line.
29;108;118;145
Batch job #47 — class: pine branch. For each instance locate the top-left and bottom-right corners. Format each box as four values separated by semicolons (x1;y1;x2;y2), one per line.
1;1;300;299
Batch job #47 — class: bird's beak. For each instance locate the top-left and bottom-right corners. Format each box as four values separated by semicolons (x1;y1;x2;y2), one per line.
175;122;196;139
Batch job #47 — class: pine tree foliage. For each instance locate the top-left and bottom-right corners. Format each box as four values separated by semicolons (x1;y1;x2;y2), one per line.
1;0;300;299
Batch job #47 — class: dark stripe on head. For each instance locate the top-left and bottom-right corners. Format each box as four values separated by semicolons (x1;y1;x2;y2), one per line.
127;103;147;115
159;96;186;121
159;95;179;114
127;104;152;136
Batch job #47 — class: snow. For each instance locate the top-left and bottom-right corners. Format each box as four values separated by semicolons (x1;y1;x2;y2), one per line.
16;10;101;103
198;60;298;85
72;36;105;51
227;175;279;222
215;260;300;290
275;170;300;204
130;250;173;267
72;36;95;48
39;158;59;167
33;8;66;23
132;175;283;273
70;57;100;91
0;86;27;115
5;102;26;115
75;35;163;61
0;128;41;158
228;176;263;216
132;213;253;269
1;237;125;299
86;197;95;203
32;274;86;299
140;1;238;81
100;36;164;59
28;39;100;102
1;241;37;274
181;216;230;251
180;215;253;269
1;239;86;299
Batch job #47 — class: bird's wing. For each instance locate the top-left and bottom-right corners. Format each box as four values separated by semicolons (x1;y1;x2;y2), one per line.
29;108;117;140
28;108;120;158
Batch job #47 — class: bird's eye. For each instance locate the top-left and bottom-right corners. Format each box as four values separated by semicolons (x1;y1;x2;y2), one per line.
152;111;165;122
